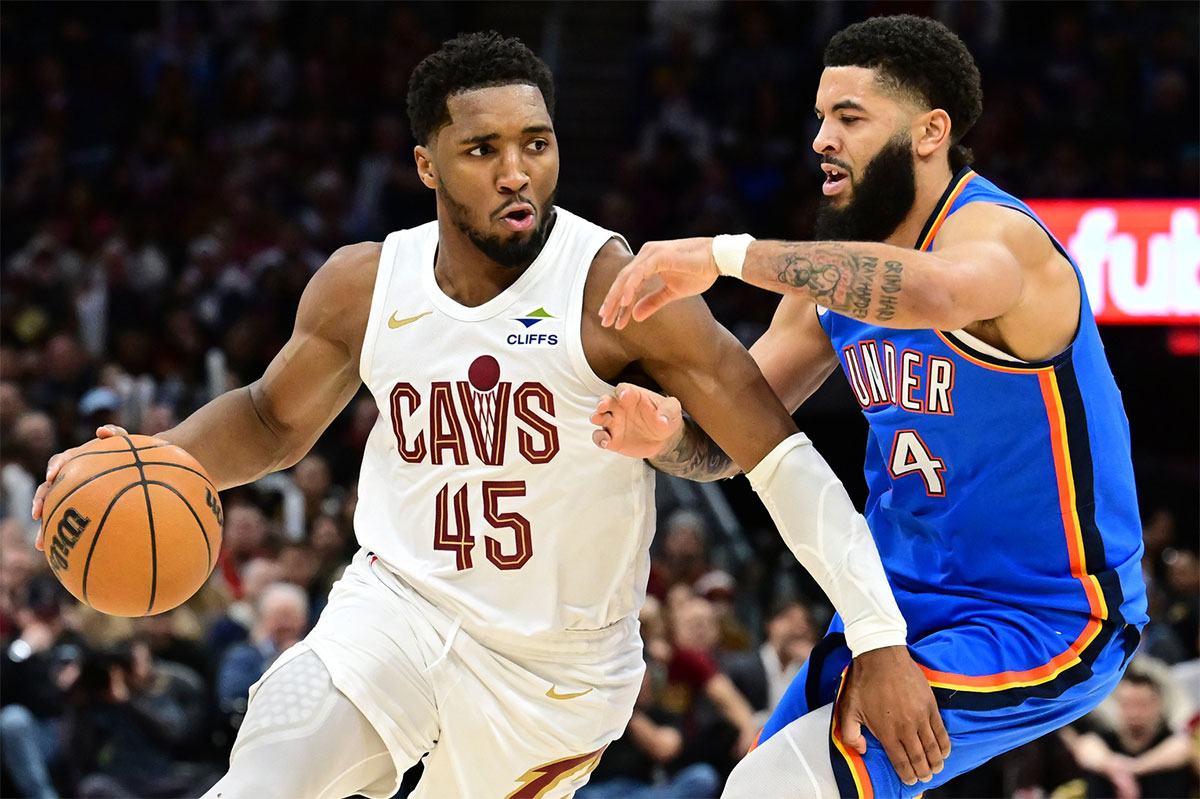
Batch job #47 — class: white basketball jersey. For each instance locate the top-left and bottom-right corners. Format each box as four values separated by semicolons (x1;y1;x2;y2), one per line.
355;208;656;645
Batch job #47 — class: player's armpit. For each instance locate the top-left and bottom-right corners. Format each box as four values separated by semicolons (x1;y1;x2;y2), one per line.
159;242;380;489
748;296;840;414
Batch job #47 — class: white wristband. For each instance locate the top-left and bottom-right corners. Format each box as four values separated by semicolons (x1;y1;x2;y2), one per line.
711;234;755;280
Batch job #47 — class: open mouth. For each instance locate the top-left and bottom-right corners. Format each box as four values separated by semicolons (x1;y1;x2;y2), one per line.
498;204;536;231
821;164;850;196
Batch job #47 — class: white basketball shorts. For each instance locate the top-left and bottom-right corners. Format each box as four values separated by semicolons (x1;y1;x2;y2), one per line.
248;550;645;798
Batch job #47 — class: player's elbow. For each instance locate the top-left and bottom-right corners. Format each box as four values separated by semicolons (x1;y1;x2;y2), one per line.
246;383;306;470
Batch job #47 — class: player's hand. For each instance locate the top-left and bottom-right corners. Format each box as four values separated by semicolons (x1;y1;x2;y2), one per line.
590;383;683;460
838;645;950;787
32;425;129;548
599;238;719;329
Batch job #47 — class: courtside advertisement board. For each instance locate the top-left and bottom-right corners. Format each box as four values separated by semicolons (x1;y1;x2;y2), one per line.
1027;200;1200;325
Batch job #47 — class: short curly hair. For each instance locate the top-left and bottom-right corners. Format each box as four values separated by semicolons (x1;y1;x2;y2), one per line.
406;31;555;146
824;15;983;172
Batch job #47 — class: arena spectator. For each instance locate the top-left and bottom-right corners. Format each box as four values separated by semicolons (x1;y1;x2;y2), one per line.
722;600;816;726
1066;667;1198;799
214;581;309;731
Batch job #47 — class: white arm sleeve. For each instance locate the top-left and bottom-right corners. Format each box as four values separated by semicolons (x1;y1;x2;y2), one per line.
745;432;907;656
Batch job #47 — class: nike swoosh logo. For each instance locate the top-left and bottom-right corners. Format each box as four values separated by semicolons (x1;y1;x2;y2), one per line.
546;686;594;701
388;310;433;329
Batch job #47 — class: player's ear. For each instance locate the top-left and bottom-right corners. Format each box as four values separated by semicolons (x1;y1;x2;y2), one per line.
915;109;951;158
414;145;437;190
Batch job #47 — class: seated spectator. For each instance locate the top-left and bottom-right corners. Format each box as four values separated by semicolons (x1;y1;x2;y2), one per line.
214;503;272;599
1065;667;1198;798
0;576;85;799
215;582;309;731
662;593;758;772
650;510;718;598
205;556;283;666
309;513;352;596
71;641;220;798
577;654;721;799
693;570;752;652
134;610;209;683
722;600;816;726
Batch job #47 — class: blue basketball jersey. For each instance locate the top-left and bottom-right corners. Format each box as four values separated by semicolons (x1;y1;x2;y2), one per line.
817;168;1148;675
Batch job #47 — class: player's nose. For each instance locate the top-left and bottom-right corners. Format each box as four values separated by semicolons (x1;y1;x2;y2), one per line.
812;120;839;156
496;151;530;193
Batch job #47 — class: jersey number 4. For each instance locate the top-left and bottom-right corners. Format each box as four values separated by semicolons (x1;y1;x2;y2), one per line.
887;430;947;496
434;481;532;571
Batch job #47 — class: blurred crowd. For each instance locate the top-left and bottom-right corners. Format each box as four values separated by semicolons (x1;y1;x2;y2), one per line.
1;2;1196;798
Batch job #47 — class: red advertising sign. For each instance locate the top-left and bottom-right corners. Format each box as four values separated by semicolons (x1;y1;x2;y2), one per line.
1026;200;1200;325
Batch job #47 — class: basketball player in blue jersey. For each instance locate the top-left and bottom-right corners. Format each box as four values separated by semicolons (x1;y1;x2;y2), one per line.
32;32;946;798
594;14;1148;798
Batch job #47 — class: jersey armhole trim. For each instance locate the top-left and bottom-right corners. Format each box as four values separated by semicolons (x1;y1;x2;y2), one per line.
566;233;631;397
359;231;402;384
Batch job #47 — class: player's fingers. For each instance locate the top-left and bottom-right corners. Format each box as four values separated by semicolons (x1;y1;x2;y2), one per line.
631;288;673;323
591;429;611;450
31;481;49;523
616;384;642;408
600;267;638;326
932;709;952;759
662;395;682;419
599;283;621;327
836;705;867;755
901;728;934;783
45;452;71;484
96;425;128;438
617;256;659;312
920;724;946;775
885;738;920;787
589;410;611;428
34;524;45;552
613;300;635;331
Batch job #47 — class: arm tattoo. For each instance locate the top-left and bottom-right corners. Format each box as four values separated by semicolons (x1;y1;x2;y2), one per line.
647;414;739;482
774;243;904;322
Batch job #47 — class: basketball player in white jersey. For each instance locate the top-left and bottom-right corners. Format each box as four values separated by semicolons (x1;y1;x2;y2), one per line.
33;32;945;798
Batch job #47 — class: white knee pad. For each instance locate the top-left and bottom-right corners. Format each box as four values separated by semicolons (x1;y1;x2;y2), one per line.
722;704;840;799
205;649;398;799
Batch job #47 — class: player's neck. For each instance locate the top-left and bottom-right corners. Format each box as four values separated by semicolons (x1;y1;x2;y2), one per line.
882;162;956;249
432;222;535;308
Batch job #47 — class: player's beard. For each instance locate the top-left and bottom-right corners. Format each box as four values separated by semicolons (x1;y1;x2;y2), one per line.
814;133;916;243
440;181;557;269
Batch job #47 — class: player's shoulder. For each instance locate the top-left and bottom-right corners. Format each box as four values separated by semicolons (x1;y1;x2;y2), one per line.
588;236;635;281
310;241;381;296
299;241;383;339
936;200;1050;255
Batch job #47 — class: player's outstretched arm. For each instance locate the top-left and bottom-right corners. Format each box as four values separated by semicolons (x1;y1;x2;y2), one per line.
592;243;949;785
156;242;379;488
32;242;379;527
601;212;1028;333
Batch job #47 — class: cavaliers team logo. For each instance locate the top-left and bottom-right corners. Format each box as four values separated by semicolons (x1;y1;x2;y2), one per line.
388;355;560;468
462;355;509;465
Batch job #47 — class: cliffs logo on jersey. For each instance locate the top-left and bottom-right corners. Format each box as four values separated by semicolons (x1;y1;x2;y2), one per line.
388;355;560;467
507;307;559;347
841;339;955;415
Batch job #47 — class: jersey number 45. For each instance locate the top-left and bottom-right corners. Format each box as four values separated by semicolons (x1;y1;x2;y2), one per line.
433;481;532;571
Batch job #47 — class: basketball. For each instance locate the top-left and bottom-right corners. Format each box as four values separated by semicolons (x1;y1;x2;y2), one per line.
40;434;223;617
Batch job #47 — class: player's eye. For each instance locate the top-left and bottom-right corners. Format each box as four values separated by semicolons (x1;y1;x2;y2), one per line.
527;139;549;152
468;143;494;157
840;116;861;124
